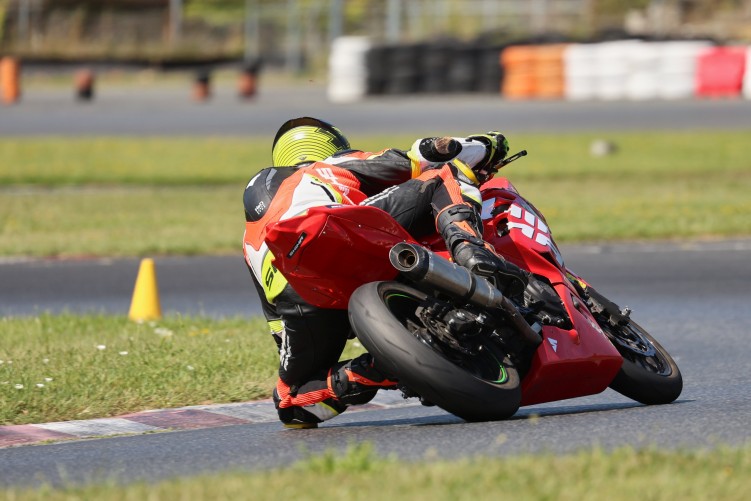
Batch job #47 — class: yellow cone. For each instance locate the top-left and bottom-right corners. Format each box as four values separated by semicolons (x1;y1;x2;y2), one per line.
128;258;162;321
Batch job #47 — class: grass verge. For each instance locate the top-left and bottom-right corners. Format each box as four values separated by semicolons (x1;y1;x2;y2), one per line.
5;442;751;500
0;314;365;425
1;130;750;257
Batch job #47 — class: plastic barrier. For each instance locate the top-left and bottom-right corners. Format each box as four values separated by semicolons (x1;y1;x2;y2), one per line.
625;41;660;100
501;46;536;99
564;44;598;100
658;41;712;100
594;40;642;100
534;44;566;99
501;44;566;100
695;46;747;98
328;36;371;103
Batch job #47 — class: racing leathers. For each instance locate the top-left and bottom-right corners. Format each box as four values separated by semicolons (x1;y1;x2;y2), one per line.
242;138;521;428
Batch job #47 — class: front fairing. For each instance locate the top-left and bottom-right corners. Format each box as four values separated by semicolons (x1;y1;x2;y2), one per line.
480;177;566;283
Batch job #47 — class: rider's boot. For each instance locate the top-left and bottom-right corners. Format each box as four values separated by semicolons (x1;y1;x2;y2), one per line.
273;380;347;429
329;353;399;406
273;354;397;429
436;203;529;297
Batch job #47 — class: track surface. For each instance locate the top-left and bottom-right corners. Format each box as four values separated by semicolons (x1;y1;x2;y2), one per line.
2;84;751;136
2;240;750;487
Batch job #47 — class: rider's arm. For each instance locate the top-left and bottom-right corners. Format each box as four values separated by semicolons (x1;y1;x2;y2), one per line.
407;137;490;174
324;148;415;197
323;135;494;198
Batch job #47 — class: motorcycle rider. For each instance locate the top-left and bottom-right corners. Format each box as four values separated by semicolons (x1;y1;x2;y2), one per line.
243;117;529;428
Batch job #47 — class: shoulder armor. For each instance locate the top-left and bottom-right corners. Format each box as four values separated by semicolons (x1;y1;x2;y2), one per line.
244;167;296;222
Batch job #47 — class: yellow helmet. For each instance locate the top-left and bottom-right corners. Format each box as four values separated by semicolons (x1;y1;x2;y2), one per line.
271;117;351;166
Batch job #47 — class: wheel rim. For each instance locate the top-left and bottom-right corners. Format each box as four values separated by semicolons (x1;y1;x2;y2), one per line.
383;290;510;384
601;321;673;377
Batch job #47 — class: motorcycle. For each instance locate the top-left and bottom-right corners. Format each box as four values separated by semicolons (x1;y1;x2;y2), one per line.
264;150;682;422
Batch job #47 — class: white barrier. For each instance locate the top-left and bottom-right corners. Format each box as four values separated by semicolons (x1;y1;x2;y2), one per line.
328;36;371;103
658;41;712;100
564;44;598;101
595;40;643;100
625;41;661;100
564;40;713;101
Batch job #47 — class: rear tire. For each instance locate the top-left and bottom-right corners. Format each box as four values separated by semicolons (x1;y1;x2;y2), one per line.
348;281;521;422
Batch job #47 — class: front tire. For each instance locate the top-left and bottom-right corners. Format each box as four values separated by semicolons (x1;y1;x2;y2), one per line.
601;318;683;405
348;281;521;422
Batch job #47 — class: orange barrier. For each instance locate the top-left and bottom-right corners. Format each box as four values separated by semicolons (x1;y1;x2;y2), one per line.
500;44;567;100
501;46;536;99
1;57;21;104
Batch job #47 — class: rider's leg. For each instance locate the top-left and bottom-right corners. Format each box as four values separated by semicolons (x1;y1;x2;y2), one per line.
361;165;528;296
272;286;396;429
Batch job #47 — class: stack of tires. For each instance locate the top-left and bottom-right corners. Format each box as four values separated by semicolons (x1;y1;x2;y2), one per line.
328;36;371;103
695;46;747;98
360;41;503;96
659;41;712;99
564;39;715;101
564;44;598;100
327;36;748;102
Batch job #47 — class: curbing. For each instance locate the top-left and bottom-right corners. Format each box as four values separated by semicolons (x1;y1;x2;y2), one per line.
0;392;420;449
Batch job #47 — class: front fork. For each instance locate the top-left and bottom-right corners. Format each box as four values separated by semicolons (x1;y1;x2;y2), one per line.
565;270;631;328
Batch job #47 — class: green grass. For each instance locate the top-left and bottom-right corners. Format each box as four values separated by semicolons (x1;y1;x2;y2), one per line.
5;442;751;500
1;131;749;258
1;131;750;258
0;314;365;425
1;186;243;257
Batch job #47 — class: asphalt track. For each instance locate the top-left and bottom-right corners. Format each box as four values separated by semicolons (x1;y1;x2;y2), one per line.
2;83;751;136
2;240;751;487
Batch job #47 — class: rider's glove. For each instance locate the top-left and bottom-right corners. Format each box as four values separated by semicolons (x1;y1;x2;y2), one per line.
466;131;509;173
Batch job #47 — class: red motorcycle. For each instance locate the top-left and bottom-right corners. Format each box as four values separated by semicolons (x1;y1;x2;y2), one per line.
265;151;682;422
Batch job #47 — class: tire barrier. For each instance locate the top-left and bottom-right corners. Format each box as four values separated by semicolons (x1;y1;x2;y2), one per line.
328;37;750;102
501;44;567;100
328;36;371;103
696;46;747;98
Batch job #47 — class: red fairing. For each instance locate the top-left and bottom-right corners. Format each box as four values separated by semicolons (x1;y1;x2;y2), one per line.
480;177;623;405
265;205;415;309
266;178;623;407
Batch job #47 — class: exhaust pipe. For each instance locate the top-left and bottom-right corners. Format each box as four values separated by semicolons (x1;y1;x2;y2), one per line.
390;242;542;346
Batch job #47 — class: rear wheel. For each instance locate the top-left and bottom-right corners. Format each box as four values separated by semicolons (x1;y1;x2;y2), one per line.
348;281;521;422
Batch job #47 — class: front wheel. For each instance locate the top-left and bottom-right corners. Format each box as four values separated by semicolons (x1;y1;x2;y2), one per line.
348;281;522;422
600;318;683;405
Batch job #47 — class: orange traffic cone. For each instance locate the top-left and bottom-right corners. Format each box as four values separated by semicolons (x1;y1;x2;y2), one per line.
128;258;162;321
